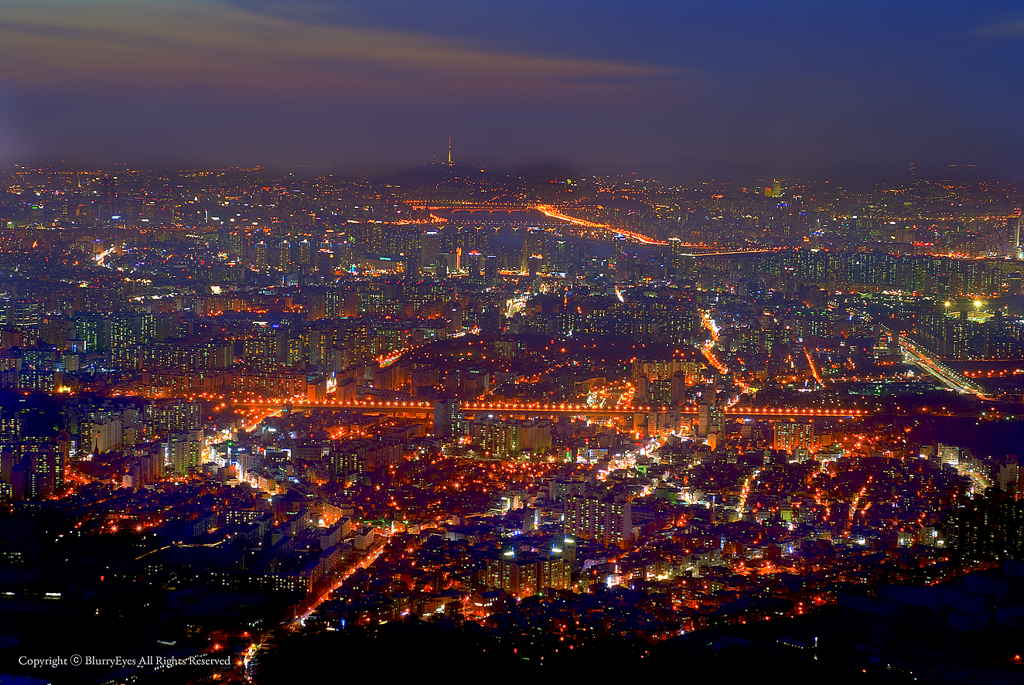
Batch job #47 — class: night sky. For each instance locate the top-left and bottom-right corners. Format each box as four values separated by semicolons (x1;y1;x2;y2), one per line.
1;0;1022;173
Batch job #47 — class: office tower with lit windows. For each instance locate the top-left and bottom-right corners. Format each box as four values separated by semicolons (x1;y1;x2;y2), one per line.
99;174;118;219
420;231;440;274
697;403;724;438
432;399;462;439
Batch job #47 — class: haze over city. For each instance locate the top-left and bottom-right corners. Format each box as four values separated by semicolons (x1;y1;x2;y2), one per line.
1;2;1023;685
1;0;1023;175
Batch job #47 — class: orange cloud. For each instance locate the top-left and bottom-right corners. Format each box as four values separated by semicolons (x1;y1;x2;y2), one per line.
0;1;687;102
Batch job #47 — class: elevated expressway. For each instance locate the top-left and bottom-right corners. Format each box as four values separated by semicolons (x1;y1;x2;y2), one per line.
233;397;869;420
897;335;987;397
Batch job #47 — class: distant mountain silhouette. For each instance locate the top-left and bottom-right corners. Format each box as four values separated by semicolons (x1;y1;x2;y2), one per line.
619;156;1017;188
374;161;503;188
372;153;1019;191
820;159;1017;188
607;157;802;185
667;157;791;182
821;159;908;188
509;157;586;182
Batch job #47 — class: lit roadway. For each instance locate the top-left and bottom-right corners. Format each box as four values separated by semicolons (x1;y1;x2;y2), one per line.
805;347;825;387
231;397;869;419
288;535;389;631
897;335;986;396
734;468;762;515
246;536;390;674
401;199;793;254
699;309;752;397
534;204;667;245
951;460;993;494
534;204;783;255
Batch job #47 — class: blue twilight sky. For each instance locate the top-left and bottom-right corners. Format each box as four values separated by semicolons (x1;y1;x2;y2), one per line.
1;0;1021;173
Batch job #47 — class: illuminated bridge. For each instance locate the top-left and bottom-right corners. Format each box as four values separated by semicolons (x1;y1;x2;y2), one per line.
897;335;986;396
233;398;870;419
397;201;792;255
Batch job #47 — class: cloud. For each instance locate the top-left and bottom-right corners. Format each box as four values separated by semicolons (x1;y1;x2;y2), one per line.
973;15;1024;38
0;0;686;102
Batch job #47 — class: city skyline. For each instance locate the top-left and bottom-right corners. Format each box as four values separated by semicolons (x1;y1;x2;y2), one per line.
1;153;1022;685
1;2;1023;684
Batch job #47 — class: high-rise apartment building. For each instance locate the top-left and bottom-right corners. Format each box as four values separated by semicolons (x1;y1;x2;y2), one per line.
774;422;815;454
564;489;632;548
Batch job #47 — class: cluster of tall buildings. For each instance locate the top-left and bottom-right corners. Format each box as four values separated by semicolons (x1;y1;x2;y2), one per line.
0;162;1021;683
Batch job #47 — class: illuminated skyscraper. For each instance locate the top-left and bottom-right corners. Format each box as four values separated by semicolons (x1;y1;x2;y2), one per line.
1014;216;1023;260
432;399;462;439
698;403;724;438
420;231;440;274
99;174;118;219
484;255;499;284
